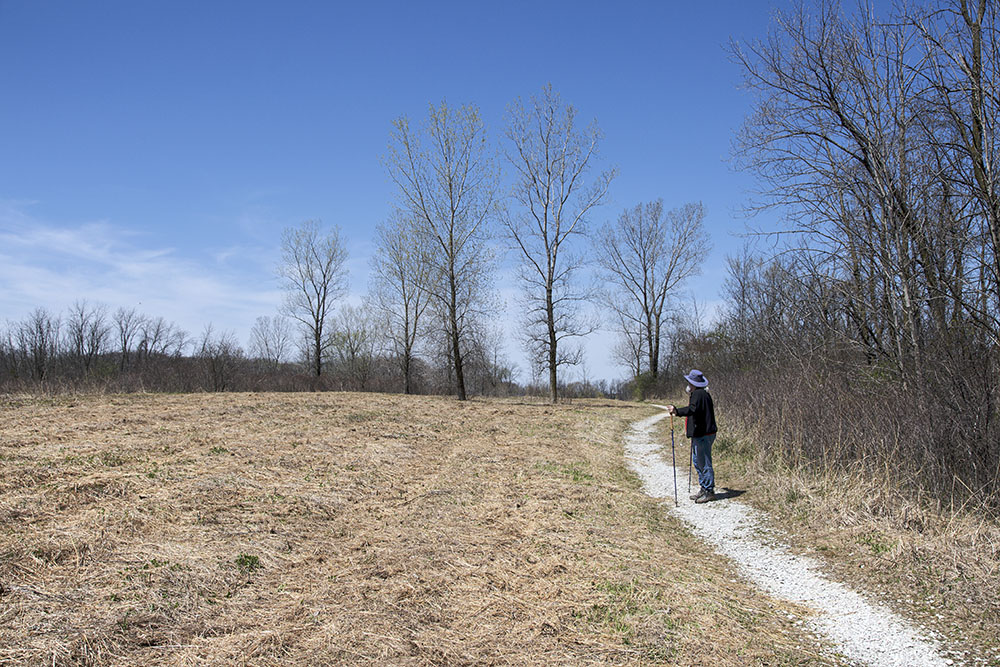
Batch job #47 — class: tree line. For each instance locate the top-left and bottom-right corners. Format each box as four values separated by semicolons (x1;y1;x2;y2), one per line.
1;85;709;400
682;0;1000;508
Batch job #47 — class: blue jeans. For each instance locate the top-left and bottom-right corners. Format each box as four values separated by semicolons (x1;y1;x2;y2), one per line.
692;433;716;492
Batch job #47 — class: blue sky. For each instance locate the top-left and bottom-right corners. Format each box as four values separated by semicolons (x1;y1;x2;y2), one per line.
0;0;782;382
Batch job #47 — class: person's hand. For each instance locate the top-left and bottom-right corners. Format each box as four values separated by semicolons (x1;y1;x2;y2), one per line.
666;404;675;415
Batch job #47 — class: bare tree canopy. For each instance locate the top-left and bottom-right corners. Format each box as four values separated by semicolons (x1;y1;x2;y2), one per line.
596;200;709;378
16;308;60;381
249;315;292;369
113;307;144;372
137;316;187;361
504;84;615;403
278;220;349;378
328;302;380;391
65;300;110;375
385;101;499;401
370;212;432;394
198;324;244;392
730;0;1000;370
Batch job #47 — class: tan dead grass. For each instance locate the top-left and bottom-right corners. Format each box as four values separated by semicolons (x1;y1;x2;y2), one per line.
3;392;836;665
694;416;1000;665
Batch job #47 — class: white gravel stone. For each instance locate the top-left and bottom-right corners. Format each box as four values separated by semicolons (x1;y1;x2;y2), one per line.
625;409;950;667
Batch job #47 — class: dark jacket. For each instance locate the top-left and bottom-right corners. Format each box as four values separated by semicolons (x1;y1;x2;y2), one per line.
674;387;717;438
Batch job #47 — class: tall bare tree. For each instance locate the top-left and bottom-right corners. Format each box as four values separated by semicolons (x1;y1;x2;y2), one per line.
370;212;432;394
504;84;615;402
912;0;1000;341
278;220;349;379
385;101;499;400
729;0;990;379
596;200;709;379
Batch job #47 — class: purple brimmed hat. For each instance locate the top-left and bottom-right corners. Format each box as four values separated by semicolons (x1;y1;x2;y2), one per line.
684;369;708;388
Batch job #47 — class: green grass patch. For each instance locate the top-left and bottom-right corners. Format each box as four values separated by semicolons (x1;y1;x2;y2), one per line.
857;530;892;555
235;553;262;574
536;461;594;483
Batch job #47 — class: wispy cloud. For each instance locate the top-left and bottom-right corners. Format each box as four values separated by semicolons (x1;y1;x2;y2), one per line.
0;200;632;379
0;200;286;345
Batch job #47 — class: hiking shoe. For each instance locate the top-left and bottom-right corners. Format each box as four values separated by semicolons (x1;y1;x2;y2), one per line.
689;492;702;501
695;489;715;504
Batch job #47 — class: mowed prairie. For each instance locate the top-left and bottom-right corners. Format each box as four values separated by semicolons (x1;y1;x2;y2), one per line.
1;393;830;666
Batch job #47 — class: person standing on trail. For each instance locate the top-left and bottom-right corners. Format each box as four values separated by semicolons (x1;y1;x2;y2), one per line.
667;369;717;503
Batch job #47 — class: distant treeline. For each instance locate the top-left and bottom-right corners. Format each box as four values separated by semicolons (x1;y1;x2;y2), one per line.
0;302;628;399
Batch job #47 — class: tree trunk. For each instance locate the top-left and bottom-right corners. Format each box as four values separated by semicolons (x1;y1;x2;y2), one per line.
547;283;558;403
645;310;655;378
452;321;466;401
402;317;413;395
313;327;322;378
651;312;661;378
450;270;467;401
403;350;412;395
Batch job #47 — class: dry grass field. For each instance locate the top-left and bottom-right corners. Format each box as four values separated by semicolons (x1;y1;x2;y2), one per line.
1;392;835;666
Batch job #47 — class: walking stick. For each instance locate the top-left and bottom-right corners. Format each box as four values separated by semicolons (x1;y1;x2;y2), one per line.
670;413;678;506
689;437;693;495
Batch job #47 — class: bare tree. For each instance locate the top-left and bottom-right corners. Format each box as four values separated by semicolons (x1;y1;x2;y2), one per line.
198;324;244;392
503;84;615;402
65;300;110;375
278;220;349;379
16;308;61;381
911;0;1000;341
385;101;499;400
136;316;187;362
328;303;379;391
370;212;432;394
249;315;292;369
0;324;16;380
464;323;517;396
596;200;709;379
728;0;995;380
609;299;646;378
612;333;644;379
114;307;145;372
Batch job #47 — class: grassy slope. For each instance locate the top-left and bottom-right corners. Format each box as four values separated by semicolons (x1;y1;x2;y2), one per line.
1;393;837;665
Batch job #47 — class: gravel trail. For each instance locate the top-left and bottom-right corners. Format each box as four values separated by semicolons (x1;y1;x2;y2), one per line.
625;408;950;667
